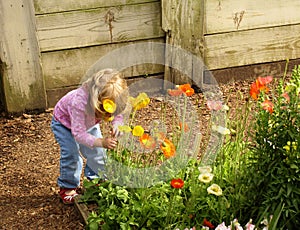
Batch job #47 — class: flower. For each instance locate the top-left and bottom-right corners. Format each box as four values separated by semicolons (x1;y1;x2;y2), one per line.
160;138;176;158
215;222;228;230
203;218;215;229
139;133;156;149
261;99;274;113
132;125;144;137
282;92;290;103
198;166;212;174
102;99;116;114
198;173;214;183
207;184;222;196
207;100;223;111
178;84;194;96
283;141;297;152
129;93;150;110
212;125;230;135
245;219;255;230
118;125;132;133
250;76;273;100
170;178;184;189
168;88;183;96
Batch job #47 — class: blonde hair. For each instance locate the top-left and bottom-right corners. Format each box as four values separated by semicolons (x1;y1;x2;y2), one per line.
83;68;128;115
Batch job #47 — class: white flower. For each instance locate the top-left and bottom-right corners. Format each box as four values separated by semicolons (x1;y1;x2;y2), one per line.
222;104;230;111
215;222;229;230
212;125;230;135
198;172;214;183
207;183;222;196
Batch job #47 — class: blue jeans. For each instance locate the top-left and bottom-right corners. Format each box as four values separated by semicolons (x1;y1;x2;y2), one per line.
51;117;106;188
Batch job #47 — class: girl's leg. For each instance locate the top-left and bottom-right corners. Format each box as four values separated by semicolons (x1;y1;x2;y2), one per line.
80;125;107;180
51;117;83;188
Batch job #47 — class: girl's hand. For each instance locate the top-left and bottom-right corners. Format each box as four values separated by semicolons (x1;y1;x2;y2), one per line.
102;137;118;149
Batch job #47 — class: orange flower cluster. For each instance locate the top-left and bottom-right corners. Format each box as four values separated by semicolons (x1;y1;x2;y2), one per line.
160;138;176;158
250;76;273;100
250;76;274;114
168;83;194;97
170;178;184;189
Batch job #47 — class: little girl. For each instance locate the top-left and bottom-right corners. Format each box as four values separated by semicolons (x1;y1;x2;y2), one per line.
51;68;128;204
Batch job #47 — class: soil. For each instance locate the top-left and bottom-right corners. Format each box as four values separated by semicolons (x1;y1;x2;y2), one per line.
0;79;253;230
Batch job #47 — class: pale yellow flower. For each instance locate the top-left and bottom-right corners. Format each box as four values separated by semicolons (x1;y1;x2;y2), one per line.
118;125;132;133
212;125;230;135
207;184;222;196
198;173;214;183
129;93;150;110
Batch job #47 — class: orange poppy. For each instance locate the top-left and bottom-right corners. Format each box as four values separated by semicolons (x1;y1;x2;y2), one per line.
261;99;274;114
168;88;183;96
250;76;273;100
160;138;175;158
139;133;156;149
170;178;184;189
178;84;194;97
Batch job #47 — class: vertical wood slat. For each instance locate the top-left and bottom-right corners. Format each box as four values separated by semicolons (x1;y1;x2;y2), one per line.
162;0;205;87
0;0;46;113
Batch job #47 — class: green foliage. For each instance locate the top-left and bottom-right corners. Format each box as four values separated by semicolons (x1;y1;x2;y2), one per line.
81;159;232;229
81;67;300;229
241;65;300;229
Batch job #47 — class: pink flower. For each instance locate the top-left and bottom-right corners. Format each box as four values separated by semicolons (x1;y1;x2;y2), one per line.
207;100;223;111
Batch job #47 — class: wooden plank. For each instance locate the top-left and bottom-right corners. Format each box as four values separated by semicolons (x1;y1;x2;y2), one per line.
0;0;46;113
204;24;300;70
162;0;205;86
205;0;300;34
36;2;164;52
33;0;159;14
42;39;165;89
74;196;89;226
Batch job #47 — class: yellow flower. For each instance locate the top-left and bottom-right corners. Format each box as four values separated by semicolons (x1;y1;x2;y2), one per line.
132;125;144;137
129;93;150;110
207;184;222;196
118;125;132;133
198;173;214;183
283;141;297;151
102;99;116;114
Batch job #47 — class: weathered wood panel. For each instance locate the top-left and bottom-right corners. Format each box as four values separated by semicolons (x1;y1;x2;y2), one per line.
36;2;164;52
0;0;46;113
34;0;158;14
205;0;300;34
162;0;205;86
42;39;165;89
47;74;164;108
204;24;300;70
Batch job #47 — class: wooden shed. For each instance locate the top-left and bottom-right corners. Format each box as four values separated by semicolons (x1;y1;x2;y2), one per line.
1;0;300;113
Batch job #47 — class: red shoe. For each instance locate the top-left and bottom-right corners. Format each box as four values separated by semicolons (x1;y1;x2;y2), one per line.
59;188;78;204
